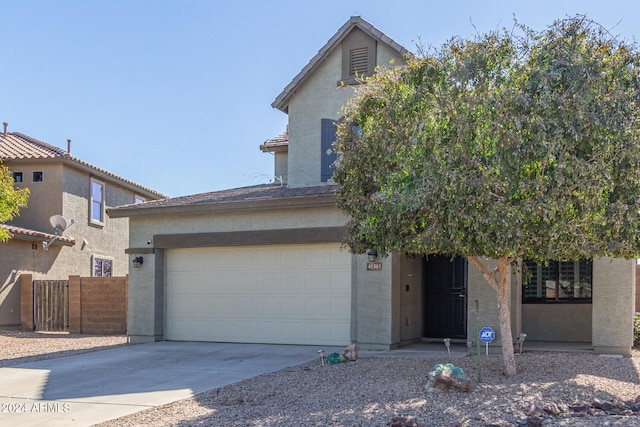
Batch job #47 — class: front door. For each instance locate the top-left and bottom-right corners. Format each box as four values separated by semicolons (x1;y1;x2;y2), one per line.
423;255;467;339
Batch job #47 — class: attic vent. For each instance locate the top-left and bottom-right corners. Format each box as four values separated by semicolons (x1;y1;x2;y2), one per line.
350;47;369;76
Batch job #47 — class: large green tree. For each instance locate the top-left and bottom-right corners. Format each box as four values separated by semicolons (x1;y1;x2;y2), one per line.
334;16;640;376
0;161;29;241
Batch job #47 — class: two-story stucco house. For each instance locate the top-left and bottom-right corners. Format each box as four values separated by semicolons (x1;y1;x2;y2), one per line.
0;126;165;326
108;16;635;355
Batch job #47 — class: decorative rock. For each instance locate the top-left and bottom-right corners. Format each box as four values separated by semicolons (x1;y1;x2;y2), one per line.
586;407;606;416
526;415;544;426
592;398;614;411
542;403;561;416
425;363;471;393
388;416;420;427
568;402;589;412
343;344;358;361
525;405;544;417
620;409;635;416
635;395;640;403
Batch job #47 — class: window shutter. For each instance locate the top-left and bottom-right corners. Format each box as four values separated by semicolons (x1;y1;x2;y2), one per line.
321;119;338;182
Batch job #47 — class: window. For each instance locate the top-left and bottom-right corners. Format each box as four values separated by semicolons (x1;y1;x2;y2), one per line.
13;172;22;183
93;257;113;277
523;259;593;303
134;195;145;204
33;171;43;182
91;179;104;224
321;119;338;182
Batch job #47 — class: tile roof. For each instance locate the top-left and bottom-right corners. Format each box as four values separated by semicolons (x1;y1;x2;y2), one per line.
0;223;75;245
272;16;410;113
108;184;337;216
260;129;289;153
0;131;167;199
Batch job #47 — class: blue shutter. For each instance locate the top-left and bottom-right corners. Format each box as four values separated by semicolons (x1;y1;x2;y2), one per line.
321;119;338;182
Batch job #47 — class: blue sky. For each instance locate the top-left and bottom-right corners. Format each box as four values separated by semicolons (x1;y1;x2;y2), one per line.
2;0;640;197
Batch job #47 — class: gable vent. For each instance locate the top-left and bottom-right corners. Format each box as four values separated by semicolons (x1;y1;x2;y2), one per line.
350;47;369;76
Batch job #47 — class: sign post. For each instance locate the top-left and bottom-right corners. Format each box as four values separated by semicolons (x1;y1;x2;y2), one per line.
479;327;495;357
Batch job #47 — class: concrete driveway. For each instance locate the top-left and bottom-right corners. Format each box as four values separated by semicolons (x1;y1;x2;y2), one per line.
0;341;342;427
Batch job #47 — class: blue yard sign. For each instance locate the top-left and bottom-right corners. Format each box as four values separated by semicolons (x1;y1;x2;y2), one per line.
479;327;495;356
479;327;495;343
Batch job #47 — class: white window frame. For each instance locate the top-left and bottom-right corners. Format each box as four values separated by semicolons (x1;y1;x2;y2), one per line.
90;178;105;225
92;255;113;277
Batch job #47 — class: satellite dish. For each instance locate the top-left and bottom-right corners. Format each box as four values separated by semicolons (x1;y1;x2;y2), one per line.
50;215;68;232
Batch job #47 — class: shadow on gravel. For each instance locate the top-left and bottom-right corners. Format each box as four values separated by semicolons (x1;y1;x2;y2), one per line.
172;352;640;427
0;344;130;368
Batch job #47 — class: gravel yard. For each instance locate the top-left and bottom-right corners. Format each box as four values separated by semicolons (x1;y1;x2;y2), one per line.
96;348;640;427
2;329;640;426
0;328;128;368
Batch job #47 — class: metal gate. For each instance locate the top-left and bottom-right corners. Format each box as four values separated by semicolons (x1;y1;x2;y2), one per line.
34;280;69;332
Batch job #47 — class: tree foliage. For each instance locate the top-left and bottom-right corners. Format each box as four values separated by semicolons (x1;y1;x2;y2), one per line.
334;16;640;375
0;161;29;242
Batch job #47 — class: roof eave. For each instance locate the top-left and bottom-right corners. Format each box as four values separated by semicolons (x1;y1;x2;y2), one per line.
107;193;337;219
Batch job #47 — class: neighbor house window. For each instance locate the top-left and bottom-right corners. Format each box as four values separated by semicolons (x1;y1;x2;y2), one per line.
93;256;113;277
523;259;593;303
33;171;43;182
134;195;145;204
13;172;23;183
90;178;105;224
321;119;338;182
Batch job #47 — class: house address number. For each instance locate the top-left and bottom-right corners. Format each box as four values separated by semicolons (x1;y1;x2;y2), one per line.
367;262;382;271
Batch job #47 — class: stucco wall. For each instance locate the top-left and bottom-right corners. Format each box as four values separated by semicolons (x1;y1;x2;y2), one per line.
286;38;406;188
9;162;63;231
522;304;592;342
592;257;635;354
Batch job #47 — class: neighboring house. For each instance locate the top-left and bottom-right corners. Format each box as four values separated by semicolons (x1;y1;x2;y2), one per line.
108;16;634;355
0;127;166;326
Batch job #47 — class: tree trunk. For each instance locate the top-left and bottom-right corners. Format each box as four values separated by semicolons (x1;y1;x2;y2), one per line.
495;257;516;376
468;255;517;376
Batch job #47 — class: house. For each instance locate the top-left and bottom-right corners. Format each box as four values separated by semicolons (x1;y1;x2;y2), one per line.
0;126;166;327
108;16;635;355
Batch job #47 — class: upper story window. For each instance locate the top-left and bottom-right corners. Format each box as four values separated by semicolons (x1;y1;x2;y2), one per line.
13;172;23;183
523;259;593;303
90;178;105;224
134;195;146;204
33;171;43;182
321;119;338;183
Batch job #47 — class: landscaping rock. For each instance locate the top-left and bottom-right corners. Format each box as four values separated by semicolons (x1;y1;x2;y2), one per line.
388;416;420;427
425;363;471;393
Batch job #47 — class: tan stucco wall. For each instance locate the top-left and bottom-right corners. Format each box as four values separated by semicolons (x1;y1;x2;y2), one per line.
522;304;592;342
286;39;406;188
10;162;63;231
592;257;635;354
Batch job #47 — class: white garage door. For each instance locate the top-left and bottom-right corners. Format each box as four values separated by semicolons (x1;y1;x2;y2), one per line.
165;243;351;345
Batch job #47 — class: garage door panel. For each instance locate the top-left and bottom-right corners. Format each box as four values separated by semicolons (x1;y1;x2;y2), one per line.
166;244;351;346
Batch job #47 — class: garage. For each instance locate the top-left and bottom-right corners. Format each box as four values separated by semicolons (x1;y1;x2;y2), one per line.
165;243;352;345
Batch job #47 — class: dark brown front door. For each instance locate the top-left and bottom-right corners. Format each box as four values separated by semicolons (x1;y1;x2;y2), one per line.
423;255;467;339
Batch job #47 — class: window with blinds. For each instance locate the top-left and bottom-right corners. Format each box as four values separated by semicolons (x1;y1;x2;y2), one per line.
523;259;592;303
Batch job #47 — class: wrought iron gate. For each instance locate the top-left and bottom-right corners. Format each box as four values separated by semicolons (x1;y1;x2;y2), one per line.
34;280;69;332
